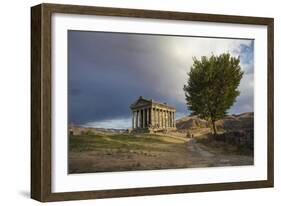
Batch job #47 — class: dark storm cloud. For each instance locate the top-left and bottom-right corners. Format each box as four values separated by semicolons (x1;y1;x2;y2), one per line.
68;31;254;126
68;31;186;124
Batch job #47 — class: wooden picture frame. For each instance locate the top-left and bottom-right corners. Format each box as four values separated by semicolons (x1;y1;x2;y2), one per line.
31;3;274;202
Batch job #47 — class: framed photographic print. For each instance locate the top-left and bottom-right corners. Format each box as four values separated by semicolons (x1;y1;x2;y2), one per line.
31;3;274;202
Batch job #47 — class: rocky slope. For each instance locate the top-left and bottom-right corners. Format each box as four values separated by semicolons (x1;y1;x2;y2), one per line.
176;112;254;131
176;112;254;149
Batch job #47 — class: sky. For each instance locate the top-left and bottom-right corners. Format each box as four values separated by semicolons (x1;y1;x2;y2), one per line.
68;30;254;129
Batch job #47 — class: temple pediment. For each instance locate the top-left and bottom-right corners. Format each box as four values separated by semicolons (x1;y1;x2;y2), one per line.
130;96;152;109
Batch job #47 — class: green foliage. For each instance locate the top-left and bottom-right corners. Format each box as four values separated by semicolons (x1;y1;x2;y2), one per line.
183;53;243;134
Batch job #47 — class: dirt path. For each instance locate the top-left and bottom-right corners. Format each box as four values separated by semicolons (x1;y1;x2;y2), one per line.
185;139;253;167
187;139;214;158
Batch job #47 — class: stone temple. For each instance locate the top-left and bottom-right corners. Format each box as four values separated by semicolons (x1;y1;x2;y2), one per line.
130;96;176;132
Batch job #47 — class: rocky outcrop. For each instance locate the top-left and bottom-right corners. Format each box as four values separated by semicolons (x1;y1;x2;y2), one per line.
176;112;253;131
176;112;254;149
176;115;209;130
216;112;254;131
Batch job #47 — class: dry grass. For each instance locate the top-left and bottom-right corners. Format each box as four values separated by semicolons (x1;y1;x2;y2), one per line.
68;132;253;174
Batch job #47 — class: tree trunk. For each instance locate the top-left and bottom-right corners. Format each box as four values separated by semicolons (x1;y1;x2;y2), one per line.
211;119;217;136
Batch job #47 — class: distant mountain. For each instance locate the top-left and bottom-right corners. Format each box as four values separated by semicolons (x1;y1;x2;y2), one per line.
176;112;254;131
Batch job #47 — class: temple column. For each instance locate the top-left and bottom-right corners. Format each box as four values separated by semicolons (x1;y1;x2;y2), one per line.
142;109;145;128
135;110;137;128
145;109;148;127
157;109;159;127
169;111;171;127
146;108;149;128
156;109;158;127
140;109;142;128
167;111;170;128
147;109;149;127
171;112;173;128
158;109;161;128
139;110;142;128
158;109;160;128
169;111;172;127
166;111;169;128
171;112;173;127
164;110;167;128
135;111;137;128
159;110;161;128
158;109;160;127
172;112;175;127
139;110;141;128
136;110;139;128
142;109;144;128
174;112;175;127
145;109;147;128
132;111;135;129
154;109;157;127
161;110;163;128
143;109;145;128
150;107;154;127
174;112;176;127
174;113;176;127
169;112;172;127
154;109;156;127
165;110;167;128
162;110;166;128
163;110;165;128
162;110;164;128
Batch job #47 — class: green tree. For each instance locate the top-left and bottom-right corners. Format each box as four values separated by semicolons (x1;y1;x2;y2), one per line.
183;53;243;135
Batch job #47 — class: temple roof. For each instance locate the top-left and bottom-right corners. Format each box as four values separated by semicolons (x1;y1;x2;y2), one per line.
130;96;175;110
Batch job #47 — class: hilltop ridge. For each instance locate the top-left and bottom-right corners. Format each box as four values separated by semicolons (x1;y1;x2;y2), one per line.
176;112;254;131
